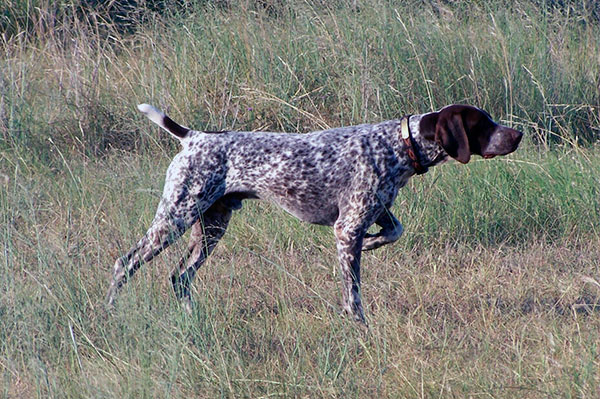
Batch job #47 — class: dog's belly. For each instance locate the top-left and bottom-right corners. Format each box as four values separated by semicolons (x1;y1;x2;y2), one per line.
220;189;339;225
271;197;339;225
223;181;340;225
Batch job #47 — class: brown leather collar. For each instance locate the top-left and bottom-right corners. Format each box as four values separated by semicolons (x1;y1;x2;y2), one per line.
401;116;428;175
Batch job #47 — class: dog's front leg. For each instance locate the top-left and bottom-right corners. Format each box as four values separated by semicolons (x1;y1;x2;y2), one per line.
333;219;367;324
362;210;403;251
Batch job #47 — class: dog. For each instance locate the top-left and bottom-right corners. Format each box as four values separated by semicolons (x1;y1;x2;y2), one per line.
106;103;522;323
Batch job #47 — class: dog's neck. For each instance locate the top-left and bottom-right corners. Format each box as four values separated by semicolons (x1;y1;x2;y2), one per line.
406;113;449;170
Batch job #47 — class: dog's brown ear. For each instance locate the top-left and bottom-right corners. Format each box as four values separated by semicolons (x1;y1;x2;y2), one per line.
435;109;471;164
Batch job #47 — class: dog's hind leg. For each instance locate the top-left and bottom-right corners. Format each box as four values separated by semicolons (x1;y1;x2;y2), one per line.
170;199;233;312
106;193;207;307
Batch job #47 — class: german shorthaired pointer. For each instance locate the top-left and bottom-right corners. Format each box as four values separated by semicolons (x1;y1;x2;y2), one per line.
106;104;522;323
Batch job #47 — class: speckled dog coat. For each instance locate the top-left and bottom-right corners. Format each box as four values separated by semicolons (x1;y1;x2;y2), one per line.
106;103;523;323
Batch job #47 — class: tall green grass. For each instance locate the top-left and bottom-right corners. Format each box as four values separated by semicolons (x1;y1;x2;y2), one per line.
403;148;600;247
1;0;599;157
1;1;600;398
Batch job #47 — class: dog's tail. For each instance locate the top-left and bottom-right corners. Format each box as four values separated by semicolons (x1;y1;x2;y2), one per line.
137;104;190;140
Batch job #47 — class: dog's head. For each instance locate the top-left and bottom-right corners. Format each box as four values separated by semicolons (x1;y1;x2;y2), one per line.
420;104;523;164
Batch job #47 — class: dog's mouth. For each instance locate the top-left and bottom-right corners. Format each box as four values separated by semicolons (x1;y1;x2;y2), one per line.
483;154;497;159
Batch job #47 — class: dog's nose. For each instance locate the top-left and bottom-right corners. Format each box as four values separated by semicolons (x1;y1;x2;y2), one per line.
513;129;523;144
504;127;523;144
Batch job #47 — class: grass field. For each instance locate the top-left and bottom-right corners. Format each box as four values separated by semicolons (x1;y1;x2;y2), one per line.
1;0;600;397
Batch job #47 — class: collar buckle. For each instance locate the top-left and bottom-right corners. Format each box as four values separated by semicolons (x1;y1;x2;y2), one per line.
401;116;428;175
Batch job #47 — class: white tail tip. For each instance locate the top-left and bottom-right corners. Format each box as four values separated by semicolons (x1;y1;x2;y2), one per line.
137;103;189;140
